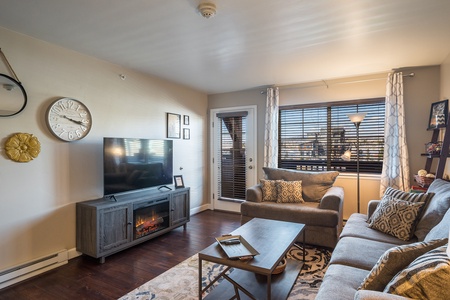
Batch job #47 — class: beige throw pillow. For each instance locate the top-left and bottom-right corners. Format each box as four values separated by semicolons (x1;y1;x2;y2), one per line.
260;179;282;202
276;180;304;203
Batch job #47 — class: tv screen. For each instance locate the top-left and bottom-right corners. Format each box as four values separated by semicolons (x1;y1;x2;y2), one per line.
103;137;173;196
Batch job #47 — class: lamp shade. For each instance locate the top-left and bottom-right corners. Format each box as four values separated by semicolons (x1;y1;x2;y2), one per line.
347;113;367;124
341;149;352;161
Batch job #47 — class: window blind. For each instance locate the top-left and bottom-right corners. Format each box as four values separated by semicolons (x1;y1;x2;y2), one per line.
278;98;385;174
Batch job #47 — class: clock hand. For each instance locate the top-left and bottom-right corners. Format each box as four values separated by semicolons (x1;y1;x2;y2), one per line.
62;115;88;127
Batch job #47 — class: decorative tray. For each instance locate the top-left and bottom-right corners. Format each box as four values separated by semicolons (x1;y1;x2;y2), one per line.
215;235;259;260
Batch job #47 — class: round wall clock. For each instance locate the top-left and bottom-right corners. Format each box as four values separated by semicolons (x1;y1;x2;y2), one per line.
46;97;92;142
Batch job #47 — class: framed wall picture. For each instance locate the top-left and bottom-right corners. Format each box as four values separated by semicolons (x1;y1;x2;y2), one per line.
184;115;190;125
183;128;190;140
427;99;448;130
167;113;181;138
174;175;185;188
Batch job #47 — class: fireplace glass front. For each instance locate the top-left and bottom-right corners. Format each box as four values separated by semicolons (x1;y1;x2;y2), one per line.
133;199;170;240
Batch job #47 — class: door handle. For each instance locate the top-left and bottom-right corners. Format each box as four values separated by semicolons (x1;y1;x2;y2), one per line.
248;166;253;169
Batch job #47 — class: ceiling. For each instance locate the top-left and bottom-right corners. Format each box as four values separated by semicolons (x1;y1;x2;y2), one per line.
1;0;450;94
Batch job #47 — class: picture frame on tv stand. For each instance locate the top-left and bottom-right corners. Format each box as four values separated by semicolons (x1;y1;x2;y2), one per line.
174;175;185;188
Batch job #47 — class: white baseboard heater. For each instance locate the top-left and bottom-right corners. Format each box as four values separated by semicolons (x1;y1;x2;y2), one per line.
0;249;68;289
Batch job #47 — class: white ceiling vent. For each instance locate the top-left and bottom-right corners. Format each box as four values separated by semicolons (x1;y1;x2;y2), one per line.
197;3;216;18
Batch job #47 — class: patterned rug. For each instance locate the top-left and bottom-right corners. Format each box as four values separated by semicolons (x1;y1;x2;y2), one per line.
119;244;332;300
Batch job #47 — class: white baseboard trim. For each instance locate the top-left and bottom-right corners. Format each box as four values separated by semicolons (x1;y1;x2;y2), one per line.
190;203;212;215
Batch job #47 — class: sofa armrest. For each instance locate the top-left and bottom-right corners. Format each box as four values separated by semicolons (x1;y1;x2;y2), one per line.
319;186;344;212
246;184;263;203
354;290;413;300
367;200;381;219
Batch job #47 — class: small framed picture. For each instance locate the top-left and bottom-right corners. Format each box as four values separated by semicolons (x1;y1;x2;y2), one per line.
427;99;448;130
184;115;190;125
183;128;190;140
174;175;185;188
167;113;181;138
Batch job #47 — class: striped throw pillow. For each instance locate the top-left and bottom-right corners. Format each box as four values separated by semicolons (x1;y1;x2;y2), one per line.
384;245;450;299
359;239;448;291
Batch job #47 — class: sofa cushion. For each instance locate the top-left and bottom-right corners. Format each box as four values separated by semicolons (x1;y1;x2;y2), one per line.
315;264;369;300
276;180;304;203
368;196;425;241
330;237;396;271
340;213;415;245
260;179;281;202
240;201;339;227
359;239;448;291
425;207;450;241
384;245;450;300
263;167;339;202
415;179;450;241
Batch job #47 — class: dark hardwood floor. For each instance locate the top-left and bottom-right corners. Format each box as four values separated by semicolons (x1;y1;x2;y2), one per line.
0;210;242;300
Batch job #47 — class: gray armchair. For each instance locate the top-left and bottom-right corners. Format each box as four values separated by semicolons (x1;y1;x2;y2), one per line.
240;167;344;248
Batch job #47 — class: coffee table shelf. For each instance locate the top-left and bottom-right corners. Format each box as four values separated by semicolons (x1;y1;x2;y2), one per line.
198;218;305;300
203;258;303;300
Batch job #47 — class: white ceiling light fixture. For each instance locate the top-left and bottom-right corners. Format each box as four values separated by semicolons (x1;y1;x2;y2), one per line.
197;2;216;18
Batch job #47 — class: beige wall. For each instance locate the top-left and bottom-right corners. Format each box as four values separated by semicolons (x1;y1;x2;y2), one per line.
441;53;450;176
209;67;441;220
0;27;208;270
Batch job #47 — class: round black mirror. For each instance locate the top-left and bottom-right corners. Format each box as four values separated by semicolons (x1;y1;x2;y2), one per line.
0;73;27;117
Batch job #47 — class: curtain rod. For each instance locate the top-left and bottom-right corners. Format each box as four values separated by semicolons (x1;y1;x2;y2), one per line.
262;72;415;93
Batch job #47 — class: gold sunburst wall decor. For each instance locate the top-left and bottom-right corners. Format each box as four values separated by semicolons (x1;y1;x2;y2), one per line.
5;133;41;162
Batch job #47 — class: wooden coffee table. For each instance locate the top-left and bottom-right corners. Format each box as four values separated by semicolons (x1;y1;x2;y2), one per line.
198;218;305;300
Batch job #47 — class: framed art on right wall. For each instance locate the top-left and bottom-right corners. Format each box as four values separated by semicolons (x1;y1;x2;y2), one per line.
427;99;448;130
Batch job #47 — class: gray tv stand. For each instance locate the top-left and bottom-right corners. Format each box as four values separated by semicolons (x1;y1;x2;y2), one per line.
76;187;190;263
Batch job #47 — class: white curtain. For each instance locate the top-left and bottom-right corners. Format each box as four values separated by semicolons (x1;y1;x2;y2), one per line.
264;87;279;168
380;72;410;195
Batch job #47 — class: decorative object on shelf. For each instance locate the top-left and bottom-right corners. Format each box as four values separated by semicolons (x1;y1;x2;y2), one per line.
5;133;41;162
347;112;367;213
425;142;442;155
414;171;435;188
183;115;190;125
0;48;27;117
427;100;448;130
46;98;92;142
167;113;181;139
174;175;185;188
183;128;190;140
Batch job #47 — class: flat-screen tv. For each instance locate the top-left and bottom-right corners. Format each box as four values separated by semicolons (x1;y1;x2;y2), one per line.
103;137;173;196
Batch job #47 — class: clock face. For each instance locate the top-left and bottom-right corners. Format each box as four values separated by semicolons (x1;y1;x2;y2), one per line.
46;98;92;142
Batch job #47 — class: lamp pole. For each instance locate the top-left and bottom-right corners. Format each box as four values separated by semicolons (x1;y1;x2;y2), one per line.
348;113;366;213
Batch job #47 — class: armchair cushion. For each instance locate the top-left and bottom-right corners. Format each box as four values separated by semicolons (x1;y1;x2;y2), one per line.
263;167;339;202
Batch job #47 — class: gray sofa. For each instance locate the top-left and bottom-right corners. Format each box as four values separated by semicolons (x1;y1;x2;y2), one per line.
316;178;450;300
241;167;344;248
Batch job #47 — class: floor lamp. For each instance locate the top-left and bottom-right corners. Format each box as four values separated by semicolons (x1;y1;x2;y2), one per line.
347;113;366;213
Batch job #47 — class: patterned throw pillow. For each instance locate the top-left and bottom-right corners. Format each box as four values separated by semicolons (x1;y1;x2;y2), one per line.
276;180;304;203
368;187;434;223
359;239;448;291
260;179;282;202
384;245;450;300
368;196;425;241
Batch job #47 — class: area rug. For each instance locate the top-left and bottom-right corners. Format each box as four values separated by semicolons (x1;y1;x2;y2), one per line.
119;244;332;300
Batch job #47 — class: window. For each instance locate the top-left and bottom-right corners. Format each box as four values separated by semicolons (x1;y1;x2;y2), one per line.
278;98;385;174
217;112;247;200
